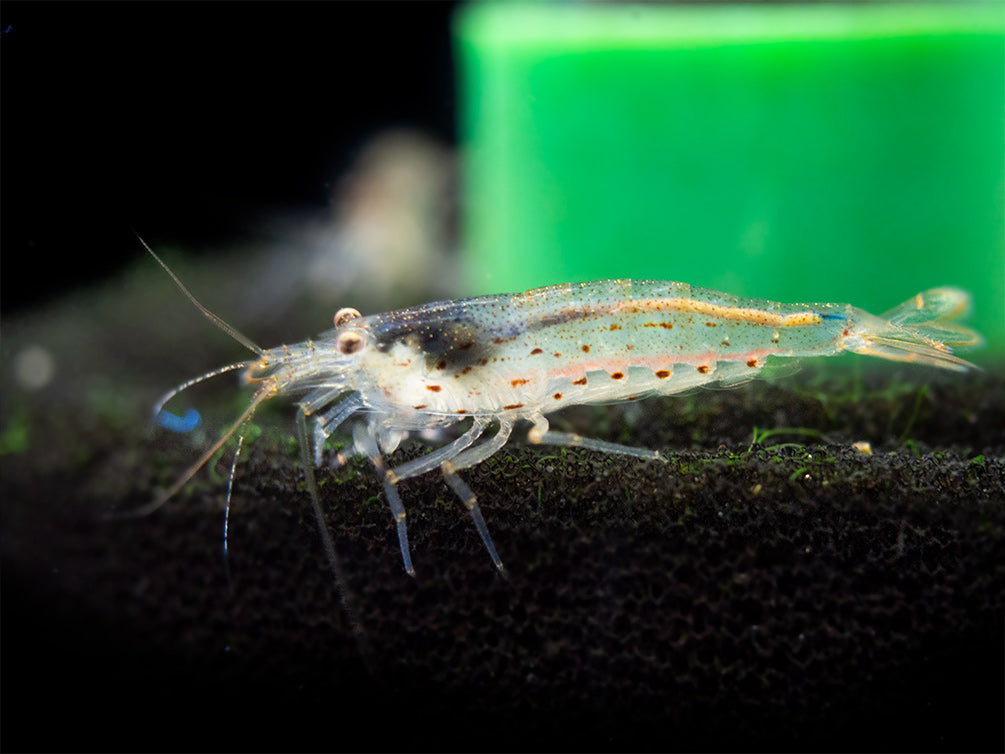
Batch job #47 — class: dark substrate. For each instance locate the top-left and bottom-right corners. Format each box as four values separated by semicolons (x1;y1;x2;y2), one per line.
3;361;1003;752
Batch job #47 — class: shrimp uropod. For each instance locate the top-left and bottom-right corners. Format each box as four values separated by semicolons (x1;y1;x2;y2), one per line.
139;239;981;580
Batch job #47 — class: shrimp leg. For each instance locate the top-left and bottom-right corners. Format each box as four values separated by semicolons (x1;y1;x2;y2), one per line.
440;418;515;574
396;417;507;573
526;414;664;462
308;394;364;465
442;467;506;575
356;418;493;575
387;417;492;481
295;409;371;660
352;421;416;575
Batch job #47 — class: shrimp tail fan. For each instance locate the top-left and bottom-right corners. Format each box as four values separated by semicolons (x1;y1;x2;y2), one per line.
843;287;982;371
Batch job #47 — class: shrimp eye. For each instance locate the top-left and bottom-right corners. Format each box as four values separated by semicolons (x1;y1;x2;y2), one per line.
336;331;364;355
334;307;362;327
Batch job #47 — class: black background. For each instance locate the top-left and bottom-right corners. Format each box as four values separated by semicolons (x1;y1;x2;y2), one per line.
2;1;458;315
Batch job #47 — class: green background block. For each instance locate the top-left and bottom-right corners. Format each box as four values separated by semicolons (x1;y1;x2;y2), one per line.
456;3;1005;358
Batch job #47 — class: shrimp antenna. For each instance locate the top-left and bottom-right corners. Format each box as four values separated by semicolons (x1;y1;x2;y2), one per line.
114;384;276;518
152;360;254;421
134;230;264;356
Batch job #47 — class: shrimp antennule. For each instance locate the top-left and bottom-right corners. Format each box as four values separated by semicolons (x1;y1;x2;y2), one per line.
134;231;264;356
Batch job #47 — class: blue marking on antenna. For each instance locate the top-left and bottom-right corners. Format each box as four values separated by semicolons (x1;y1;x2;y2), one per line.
157;408;201;433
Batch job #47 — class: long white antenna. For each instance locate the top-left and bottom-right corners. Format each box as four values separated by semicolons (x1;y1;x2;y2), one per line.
134;231;264;356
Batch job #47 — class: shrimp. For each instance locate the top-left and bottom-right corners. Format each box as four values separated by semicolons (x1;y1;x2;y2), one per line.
138;238;981;580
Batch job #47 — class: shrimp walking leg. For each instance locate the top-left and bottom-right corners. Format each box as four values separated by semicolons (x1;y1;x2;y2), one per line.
330;444;360;469
442;463;506;574
447;418;515;471
388;417;491;481
527;415;664;462
432;419;516;572
366;417;506;575
353;422;416;576
309;395;364;465
295;410;371;659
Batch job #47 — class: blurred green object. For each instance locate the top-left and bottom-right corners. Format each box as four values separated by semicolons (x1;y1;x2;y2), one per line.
455;3;1005;358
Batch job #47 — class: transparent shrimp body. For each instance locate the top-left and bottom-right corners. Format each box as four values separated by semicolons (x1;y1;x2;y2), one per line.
247;280;978;576
143;240;979;580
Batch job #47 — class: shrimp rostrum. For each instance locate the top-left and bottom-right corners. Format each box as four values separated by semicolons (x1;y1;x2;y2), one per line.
141;240;981;576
